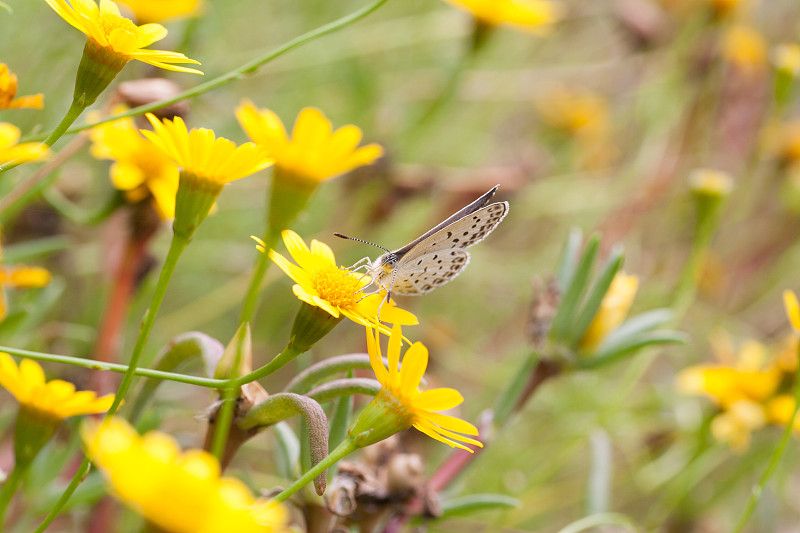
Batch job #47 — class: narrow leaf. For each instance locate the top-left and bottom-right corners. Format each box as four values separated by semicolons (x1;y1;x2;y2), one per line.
550;235;600;343
439;494;520;518
556;227;584;291
569;245;624;348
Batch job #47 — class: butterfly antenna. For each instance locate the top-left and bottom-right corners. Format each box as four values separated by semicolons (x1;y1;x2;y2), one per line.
333;233;391;254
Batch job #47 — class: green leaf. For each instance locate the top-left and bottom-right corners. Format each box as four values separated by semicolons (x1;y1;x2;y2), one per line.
568;245;624;348
307;378;380;404
550;235;600;343
592;309;674;355
2;236;69;263
581;331;689;369
328;371;355;481
556;227;584;291
439;494;520;518
493;349;539;427
0;2;11;13
286;353;372;393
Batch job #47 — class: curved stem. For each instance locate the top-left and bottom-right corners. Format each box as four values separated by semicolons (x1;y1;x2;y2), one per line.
273;438;357;503
26;0;391;142
0;100;83;175
231;345;303;387
0;462;29;527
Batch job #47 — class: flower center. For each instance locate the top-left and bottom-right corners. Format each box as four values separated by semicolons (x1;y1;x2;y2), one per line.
312;267;363;309
98;10;138;38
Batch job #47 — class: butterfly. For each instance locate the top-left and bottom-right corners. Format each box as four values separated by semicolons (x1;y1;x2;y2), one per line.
335;185;509;301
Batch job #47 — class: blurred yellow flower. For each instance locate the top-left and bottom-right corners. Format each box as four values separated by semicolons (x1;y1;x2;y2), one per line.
580;273;638;353
0;64;43;110
44;0;202;74
267;230;417;331
709;0;745;17
689;168;734;197
0;240;51;320
710;400;766;452
141;114;272;186
784;289;800;332
0;123;48;165
83;417;289;533
538;88;609;139
119;0;202;23
442;0;560;34
89;105;179;219
349;324;482;452
721;25;767;74
0;354;113;421
236;101;383;186
772;43;800;77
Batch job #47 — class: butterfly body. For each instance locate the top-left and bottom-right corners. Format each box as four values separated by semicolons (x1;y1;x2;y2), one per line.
364;185;509;296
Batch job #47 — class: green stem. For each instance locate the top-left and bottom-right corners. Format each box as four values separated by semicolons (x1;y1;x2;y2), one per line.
731;346;800;533
0;345;225;387
239;228;280;325
106;233;190;417
31;233;188;533
25;0;391;142
273;438;357;503
231;345;303;387
0;100;83;175
32;459;90;533
209;387;238;461
0;462;29;527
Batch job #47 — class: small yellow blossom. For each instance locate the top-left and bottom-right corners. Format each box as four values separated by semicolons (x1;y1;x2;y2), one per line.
141;114;272;186
442;0;560;34
268;230;417;332
689;168;734;197
772;44;800;77
580;273;638;353
83;417;289;533
236;101;383;185
0;123;48;165
0;239;51;320
721;25;768;74
0;354;113;421
119;0;202;23
44;0;202;74
0;64;43;110
89;105;179;219
349;325;482;452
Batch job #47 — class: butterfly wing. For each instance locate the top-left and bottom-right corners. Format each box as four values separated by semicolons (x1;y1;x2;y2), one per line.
391;249;470;295
392;185;501;256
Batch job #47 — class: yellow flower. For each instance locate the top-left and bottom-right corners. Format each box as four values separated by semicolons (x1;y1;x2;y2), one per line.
83;417;289;533
0;242;52;320
141;114;272;186
236;101;383;185
538;88;609;138
721;25;768;74
442;0;560;34
349;325;482;452
773;44;800;77
268;230;417;331
89;105;179;219
677;338;782;410
44;0;202;74
580;273;638;353
0;64;43;110
710;400;766;453
118;0;202;23
0;354;113;421
0;123;48;165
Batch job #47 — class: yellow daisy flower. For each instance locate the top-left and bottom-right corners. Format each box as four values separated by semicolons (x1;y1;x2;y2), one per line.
349;324;482;452
83;417;290;533
721;25;768;74
0;123;48;165
268;230;418;331
236;101;384;185
0;64;43;110
579;272;638;353
0;354;113;420
89;105;179;219
141;113;272;186
44;0;202;74
441;0;560;34
118;0;202;23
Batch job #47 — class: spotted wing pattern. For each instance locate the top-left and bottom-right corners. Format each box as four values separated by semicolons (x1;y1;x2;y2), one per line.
397;201;509;258
391;249;471;295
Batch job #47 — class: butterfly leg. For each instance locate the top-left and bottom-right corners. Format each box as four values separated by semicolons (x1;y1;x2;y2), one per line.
344;257;371;271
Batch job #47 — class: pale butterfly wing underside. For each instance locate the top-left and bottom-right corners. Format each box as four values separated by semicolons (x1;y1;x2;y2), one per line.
368;185;509;296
